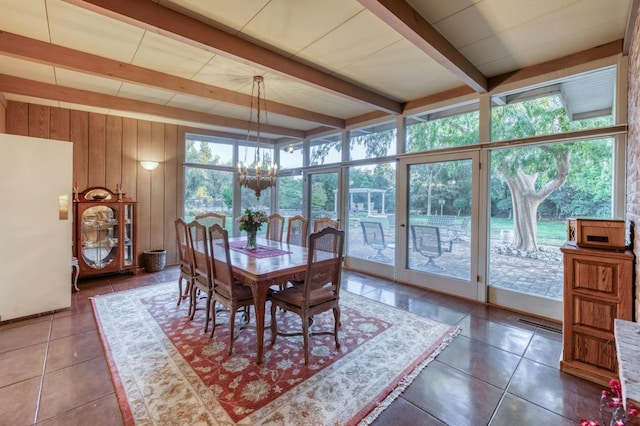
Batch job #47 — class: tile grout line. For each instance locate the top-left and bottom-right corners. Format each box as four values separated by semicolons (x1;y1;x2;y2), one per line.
32;314;54;425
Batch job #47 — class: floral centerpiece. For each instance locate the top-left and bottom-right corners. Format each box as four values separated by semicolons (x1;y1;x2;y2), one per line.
236;209;268;250
581;379;638;426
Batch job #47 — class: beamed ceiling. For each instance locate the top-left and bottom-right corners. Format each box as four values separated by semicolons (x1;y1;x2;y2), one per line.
0;0;636;143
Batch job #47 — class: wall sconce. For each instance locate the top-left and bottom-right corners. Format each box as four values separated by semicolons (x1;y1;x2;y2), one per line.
140;161;159;171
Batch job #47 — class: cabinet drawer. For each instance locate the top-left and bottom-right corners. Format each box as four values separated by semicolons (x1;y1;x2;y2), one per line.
571;332;617;373
572;295;619;333
571;257;619;296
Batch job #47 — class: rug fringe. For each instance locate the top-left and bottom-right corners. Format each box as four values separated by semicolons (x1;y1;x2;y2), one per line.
357;326;461;425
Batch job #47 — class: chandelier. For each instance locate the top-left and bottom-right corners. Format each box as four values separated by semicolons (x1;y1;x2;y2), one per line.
237;75;277;200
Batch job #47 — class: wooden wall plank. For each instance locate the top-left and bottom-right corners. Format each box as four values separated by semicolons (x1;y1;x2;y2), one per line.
70;110;89;190
7;101;28;135
150;121;165;252
28;104;49;138
0;97;6;133
164;124;179;264
88;112;106;187
50;108;70;141
121;118;137;202
136;120;152;259
105;115;123;192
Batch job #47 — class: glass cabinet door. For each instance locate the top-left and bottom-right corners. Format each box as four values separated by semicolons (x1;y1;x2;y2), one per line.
123;204;134;266
81;205;119;269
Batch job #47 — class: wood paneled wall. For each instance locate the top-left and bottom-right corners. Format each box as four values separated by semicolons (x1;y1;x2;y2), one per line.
0;94;6;133
4;101;182;267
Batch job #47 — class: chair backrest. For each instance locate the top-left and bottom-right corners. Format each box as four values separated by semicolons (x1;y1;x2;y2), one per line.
188;220;214;287
360;221;386;247
313;216;338;232
303;227;345;304
175;217;193;273
207;224;236;294
195;212;226;229
265;213;285;241
410;224;442;256
286;215;309;247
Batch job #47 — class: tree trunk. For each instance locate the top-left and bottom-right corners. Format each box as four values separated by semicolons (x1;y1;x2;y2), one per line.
502;149;570;252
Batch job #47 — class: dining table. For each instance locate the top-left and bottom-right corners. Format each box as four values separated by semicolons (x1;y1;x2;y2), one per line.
226;236;331;364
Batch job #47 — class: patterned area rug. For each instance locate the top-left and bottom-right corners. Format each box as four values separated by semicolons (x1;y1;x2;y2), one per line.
91;282;459;425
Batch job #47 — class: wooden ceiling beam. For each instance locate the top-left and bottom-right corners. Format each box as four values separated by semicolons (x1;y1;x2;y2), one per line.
358;0;488;93
62;0;403;115
0;74;305;139
0;31;344;129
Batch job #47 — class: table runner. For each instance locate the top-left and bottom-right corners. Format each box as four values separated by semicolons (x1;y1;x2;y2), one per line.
229;240;292;258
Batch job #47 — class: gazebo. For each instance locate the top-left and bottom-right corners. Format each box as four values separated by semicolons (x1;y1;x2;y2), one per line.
333;188;387;215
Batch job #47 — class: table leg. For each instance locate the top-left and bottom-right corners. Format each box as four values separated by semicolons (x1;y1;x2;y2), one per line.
248;281;269;364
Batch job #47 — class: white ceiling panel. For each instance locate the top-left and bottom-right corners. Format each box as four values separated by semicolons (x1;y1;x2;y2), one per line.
0;56;56;84
158;0;270;34
54;68;122;96
191;55;265;93
0;0;49;41
297;10;403;72
240;0;364;55
46;0;144;63
117;82;177;105
131;31;215;79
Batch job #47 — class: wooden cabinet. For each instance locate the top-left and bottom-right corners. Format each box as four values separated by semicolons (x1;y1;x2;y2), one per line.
73;187;138;277
560;244;634;386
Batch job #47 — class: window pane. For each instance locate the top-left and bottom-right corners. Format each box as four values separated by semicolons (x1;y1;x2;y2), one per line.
185;135;234;167
491;68;615;141
488;138;614;300
238;143;274;169
310;134;342;166
347;163;396;265
407;160;472;281
279;144;303;169
278;175;303;217
349;121;396;160
184;167;233;230
405;103;479;153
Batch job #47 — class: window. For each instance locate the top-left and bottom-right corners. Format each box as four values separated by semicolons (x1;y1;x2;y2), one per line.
349;121;396;160
310;133;342;166
405;102;479;153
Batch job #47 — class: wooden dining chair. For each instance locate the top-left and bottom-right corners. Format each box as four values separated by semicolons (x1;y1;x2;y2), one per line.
175;218;195;307
286;215;309;247
187;220;215;332
195;212;226;229
313;216;338;232
265;213;285;241
208;224;256;354
270;227;345;365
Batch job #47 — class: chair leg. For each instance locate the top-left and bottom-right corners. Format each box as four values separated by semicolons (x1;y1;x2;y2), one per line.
302;314;310;365
270;302;278;345
228;307;237;355
177;276;184;306
203;291;212;333
189;286;198;320
209;300;218;338
333;307;341;349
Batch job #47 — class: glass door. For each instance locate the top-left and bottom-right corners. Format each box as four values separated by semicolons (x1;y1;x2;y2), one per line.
396;152;480;300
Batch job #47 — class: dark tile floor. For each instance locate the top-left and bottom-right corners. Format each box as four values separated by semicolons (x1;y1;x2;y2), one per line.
0;266;615;425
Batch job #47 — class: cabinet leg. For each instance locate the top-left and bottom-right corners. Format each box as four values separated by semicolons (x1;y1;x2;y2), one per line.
71;257;80;292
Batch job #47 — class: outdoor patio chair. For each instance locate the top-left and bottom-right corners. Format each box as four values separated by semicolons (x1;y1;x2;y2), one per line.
266;213;285;242
208;224;255;354
195;212;226;229
270;227;344;365
175;217;195;308
410;224;453;271
360;221;394;262
286;215;308;247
